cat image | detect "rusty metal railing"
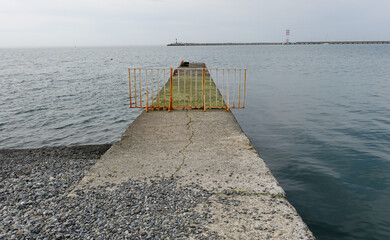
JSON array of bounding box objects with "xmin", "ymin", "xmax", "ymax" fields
[{"xmin": 128, "ymin": 67, "xmax": 246, "ymax": 111}]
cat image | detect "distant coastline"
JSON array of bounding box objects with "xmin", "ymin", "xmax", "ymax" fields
[{"xmin": 167, "ymin": 41, "xmax": 390, "ymax": 46}]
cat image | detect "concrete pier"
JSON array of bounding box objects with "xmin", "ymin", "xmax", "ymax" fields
[
  {"xmin": 71, "ymin": 62, "xmax": 315, "ymax": 238},
  {"xmin": 74, "ymin": 109, "xmax": 315, "ymax": 239}
]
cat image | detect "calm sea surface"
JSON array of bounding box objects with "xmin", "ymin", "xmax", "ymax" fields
[{"xmin": 1, "ymin": 45, "xmax": 389, "ymax": 239}]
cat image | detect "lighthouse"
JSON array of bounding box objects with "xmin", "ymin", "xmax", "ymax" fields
[{"xmin": 286, "ymin": 29, "xmax": 290, "ymax": 44}]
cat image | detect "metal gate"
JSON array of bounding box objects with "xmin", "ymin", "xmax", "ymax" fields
[{"xmin": 128, "ymin": 67, "xmax": 246, "ymax": 111}]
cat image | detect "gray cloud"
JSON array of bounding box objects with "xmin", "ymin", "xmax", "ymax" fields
[{"xmin": 0, "ymin": 0, "xmax": 389, "ymax": 47}]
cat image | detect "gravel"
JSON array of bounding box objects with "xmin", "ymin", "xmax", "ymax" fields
[{"xmin": 0, "ymin": 145, "xmax": 218, "ymax": 239}]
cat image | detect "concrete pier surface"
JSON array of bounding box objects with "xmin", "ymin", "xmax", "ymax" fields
[{"xmin": 74, "ymin": 109, "xmax": 315, "ymax": 239}]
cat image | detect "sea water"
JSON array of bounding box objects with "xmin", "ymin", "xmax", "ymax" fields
[{"xmin": 1, "ymin": 45, "xmax": 389, "ymax": 239}]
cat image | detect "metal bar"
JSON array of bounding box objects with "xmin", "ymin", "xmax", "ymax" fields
[
  {"xmin": 203, "ymin": 68, "xmax": 206, "ymax": 111},
  {"xmin": 184, "ymin": 70, "xmax": 186, "ymax": 107},
  {"xmin": 134, "ymin": 68, "xmax": 137, "ymax": 107},
  {"xmin": 238, "ymin": 69, "xmax": 241, "ymax": 107},
  {"xmin": 209, "ymin": 69, "xmax": 211, "ymax": 106},
  {"xmin": 227, "ymin": 69, "xmax": 230, "ymax": 111},
  {"xmin": 233, "ymin": 69, "xmax": 236, "ymax": 108},
  {"xmin": 215, "ymin": 69, "xmax": 218, "ymax": 106},
  {"xmin": 190, "ymin": 70, "xmax": 192, "ymax": 107},
  {"xmin": 157, "ymin": 69, "xmax": 160, "ymax": 108},
  {"xmin": 169, "ymin": 68, "xmax": 173, "ymax": 111},
  {"xmin": 164, "ymin": 69, "xmax": 166, "ymax": 108},
  {"xmin": 178, "ymin": 69, "xmax": 180, "ymax": 106},
  {"xmin": 195, "ymin": 69, "xmax": 197, "ymax": 107},
  {"xmin": 139, "ymin": 69, "xmax": 142, "ymax": 107},
  {"xmin": 146, "ymin": 69, "xmax": 148, "ymax": 107},
  {"xmin": 222, "ymin": 69, "xmax": 225, "ymax": 106},
  {"xmin": 146, "ymin": 90, "xmax": 149, "ymax": 112},
  {"xmin": 128, "ymin": 68, "xmax": 132, "ymax": 107},
  {"xmin": 151, "ymin": 69, "xmax": 154, "ymax": 107},
  {"xmin": 243, "ymin": 68, "xmax": 246, "ymax": 108}
]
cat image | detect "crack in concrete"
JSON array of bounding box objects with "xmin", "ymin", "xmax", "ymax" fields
[
  {"xmin": 218, "ymin": 189, "xmax": 286, "ymax": 199},
  {"xmin": 173, "ymin": 110, "xmax": 194, "ymax": 176}
]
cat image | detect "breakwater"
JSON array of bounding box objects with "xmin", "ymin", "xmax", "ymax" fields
[
  {"xmin": 73, "ymin": 110, "xmax": 314, "ymax": 239},
  {"xmin": 73, "ymin": 63, "xmax": 315, "ymax": 239},
  {"xmin": 167, "ymin": 40, "xmax": 390, "ymax": 46}
]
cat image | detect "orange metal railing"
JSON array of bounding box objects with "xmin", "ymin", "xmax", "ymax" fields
[{"xmin": 128, "ymin": 67, "xmax": 246, "ymax": 111}]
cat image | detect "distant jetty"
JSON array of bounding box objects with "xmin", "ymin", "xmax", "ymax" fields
[{"xmin": 167, "ymin": 41, "xmax": 390, "ymax": 46}]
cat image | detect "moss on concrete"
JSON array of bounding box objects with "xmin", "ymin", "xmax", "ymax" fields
[{"xmin": 151, "ymin": 68, "xmax": 226, "ymax": 108}]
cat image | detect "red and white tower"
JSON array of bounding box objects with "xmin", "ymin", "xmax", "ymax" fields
[{"xmin": 286, "ymin": 29, "xmax": 290, "ymax": 44}]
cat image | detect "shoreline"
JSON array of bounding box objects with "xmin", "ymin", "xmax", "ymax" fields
[{"xmin": 0, "ymin": 144, "xmax": 112, "ymax": 153}]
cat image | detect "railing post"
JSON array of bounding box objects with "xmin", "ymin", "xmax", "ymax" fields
[
  {"xmin": 164, "ymin": 69, "xmax": 166, "ymax": 108},
  {"xmin": 233, "ymin": 69, "xmax": 236, "ymax": 108},
  {"xmin": 151, "ymin": 69, "xmax": 154, "ymax": 108},
  {"xmin": 128, "ymin": 68, "xmax": 132, "ymax": 108},
  {"xmin": 146, "ymin": 90, "xmax": 149, "ymax": 112},
  {"xmin": 226, "ymin": 69, "xmax": 230, "ymax": 112},
  {"xmin": 169, "ymin": 68, "xmax": 173, "ymax": 112},
  {"xmin": 139, "ymin": 69, "xmax": 142, "ymax": 107},
  {"xmin": 202, "ymin": 68, "xmax": 206, "ymax": 112},
  {"xmin": 184, "ymin": 70, "xmax": 186, "ymax": 108},
  {"xmin": 177, "ymin": 69, "xmax": 180, "ymax": 107},
  {"xmin": 243, "ymin": 68, "xmax": 246, "ymax": 108},
  {"xmin": 157, "ymin": 70, "xmax": 160, "ymax": 108},
  {"xmin": 190, "ymin": 70, "xmax": 192, "ymax": 108},
  {"xmin": 238, "ymin": 69, "xmax": 241, "ymax": 108},
  {"xmin": 134, "ymin": 69, "xmax": 137, "ymax": 107}
]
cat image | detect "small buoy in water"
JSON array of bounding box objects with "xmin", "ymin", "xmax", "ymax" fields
[{"xmin": 110, "ymin": 58, "xmax": 113, "ymax": 60}]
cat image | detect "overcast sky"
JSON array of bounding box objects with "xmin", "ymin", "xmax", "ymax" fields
[{"xmin": 1, "ymin": 0, "xmax": 389, "ymax": 47}]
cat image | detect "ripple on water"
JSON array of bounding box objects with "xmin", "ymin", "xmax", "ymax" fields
[{"xmin": 1, "ymin": 46, "xmax": 390, "ymax": 240}]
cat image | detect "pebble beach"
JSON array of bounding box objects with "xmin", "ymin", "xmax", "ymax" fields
[{"xmin": 0, "ymin": 145, "xmax": 220, "ymax": 239}]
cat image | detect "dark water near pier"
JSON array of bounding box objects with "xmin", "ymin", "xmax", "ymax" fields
[{"xmin": 1, "ymin": 45, "xmax": 390, "ymax": 239}]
